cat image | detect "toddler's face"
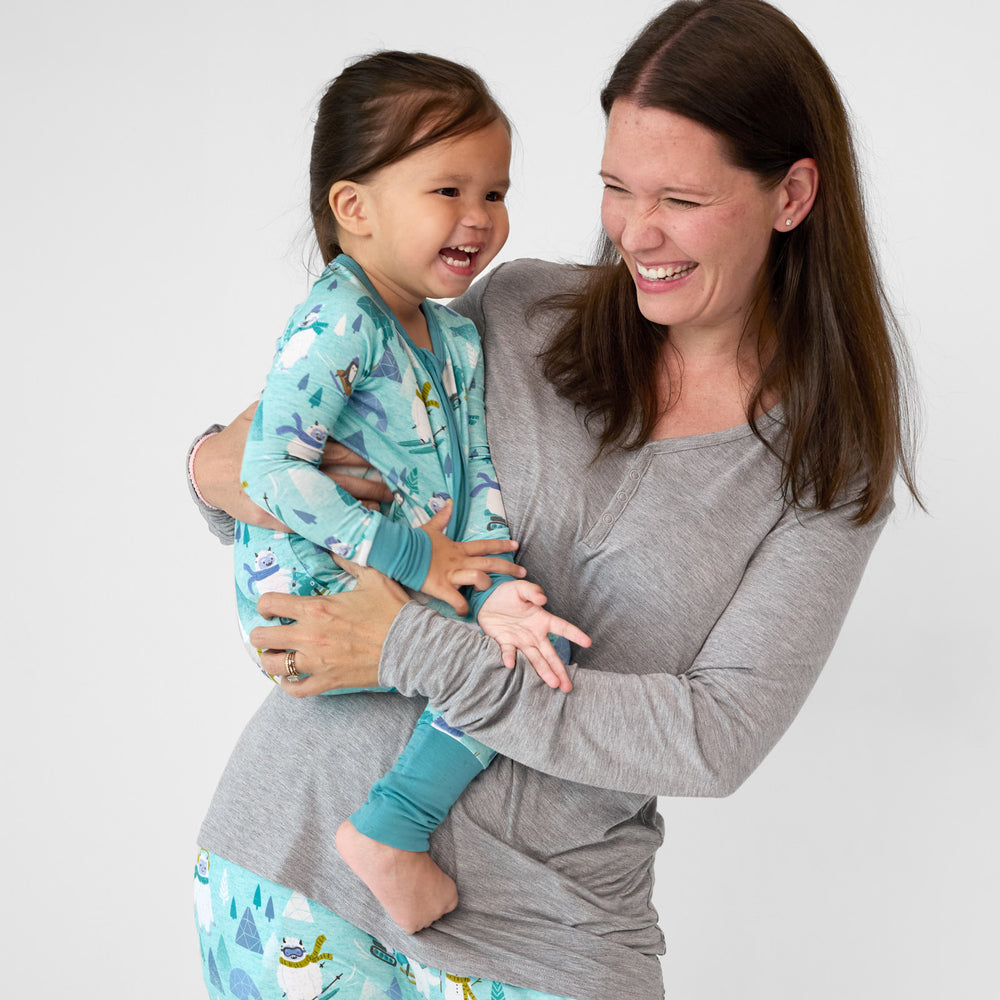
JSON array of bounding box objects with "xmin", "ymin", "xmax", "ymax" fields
[{"xmin": 349, "ymin": 120, "xmax": 511, "ymax": 313}]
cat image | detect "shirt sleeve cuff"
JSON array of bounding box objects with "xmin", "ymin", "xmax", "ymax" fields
[
  {"xmin": 188, "ymin": 431, "xmax": 220, "ymax": 509},
  {"xmin": 467, "ymin": 558, "xmax": 517, "ymax": 621},
  {"xmin": 367, "ymin": 518, "xmax": 432, "ymax": 591},
  {"xmin": 187, "ymin": 426, "xmax": 236, "ymax": 545}
]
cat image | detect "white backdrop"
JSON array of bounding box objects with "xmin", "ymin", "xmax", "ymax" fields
[{"xmin": 2, "ymin": 2, "xmax": 996, "ymax": 996}]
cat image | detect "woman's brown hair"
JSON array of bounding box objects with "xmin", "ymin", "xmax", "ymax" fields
[
  {"xmin": 541, "ymin": 0, "xmax": 919, "ymax": 522},
  {"xmin": 310, "ymin": 51, "xmax": 510, "ymax": 265}
]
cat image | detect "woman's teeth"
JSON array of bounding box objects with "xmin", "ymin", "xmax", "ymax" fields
[
  {"xmin": 441, "ymin": 245, "xmax": 479, "ymax": 268},
  {"xmin": 636, "ymin": 262, "xmax": 696, "ymax": 281}
]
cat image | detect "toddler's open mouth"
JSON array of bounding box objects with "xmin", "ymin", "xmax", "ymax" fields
[{"xmin": 440, "ymin": 245, "xmax": 480, "ymax": 269}]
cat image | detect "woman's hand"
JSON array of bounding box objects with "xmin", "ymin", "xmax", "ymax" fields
[
  {"xmin": 477, "ymin": 580, "xmax": 591, "ymax": 693},
  {"xmin": 193, "ymin": 403, "xmax": 392, "ymax": 524},
  {"xmin": 250, "ymin": 557, "xmax": 409, "ymax": 697},
  {"xmin": 419, "ymin": 503, "xmax": 523, "ymax": 616},
  {"xmin": 320, "ymin": 443, "xmax": 392, "ymax": 511}
]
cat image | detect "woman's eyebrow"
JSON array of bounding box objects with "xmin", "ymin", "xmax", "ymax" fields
[{"xmin": 599, "ymin": 170, "xmax": 708, "ymax": 197}]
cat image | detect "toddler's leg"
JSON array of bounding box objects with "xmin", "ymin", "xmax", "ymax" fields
[{"xmin": 336, "ymin": 707, "xmax": 496, "ymax": 934}]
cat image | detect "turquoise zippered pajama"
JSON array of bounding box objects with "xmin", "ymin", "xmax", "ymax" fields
[{"xmin": 236, "ymin": 254, "xmax": 512, "ymax": 851}]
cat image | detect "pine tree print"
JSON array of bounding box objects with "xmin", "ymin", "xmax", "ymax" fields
[
  {"xmin": 207, "ymin": 949, "xmax": 223, "ymax": 991},
  {"xmin": 216, "ymin": 936, "xmax": 232, "ymax": 978}
]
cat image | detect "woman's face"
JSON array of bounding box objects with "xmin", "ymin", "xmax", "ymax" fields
[{"xmin": 600, "ymin": 100, "xmax": 786, "ymax": 344}]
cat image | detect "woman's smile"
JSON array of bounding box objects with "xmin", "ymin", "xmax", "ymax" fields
[
  {"xmin": 601, "ymin": 100, "xmax": 786, "ymax": 345},
  {"xmin": 634, "ymin": 260, "xmax": 698, "ymax": 284}
]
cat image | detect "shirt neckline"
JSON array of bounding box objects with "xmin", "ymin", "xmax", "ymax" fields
[{"xmin": 641, "ymin": 404, "xmax": 785, "ymax": 454}]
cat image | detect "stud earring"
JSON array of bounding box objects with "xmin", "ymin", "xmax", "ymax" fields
[{"xmin": 784, "ymin": 218, "xmax": 793, "ymax": 227}]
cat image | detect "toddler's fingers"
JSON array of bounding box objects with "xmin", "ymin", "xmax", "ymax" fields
[
  {"xmin": 547, "ymin": 616, "xmax": 591, "ymax": 649},
  {"xmin": 437, "ymin": 590, "xmax": 468, "ymax": 616},
  {"xmin": 422, "ymin": 501, "xmax": 454, "ymax": 536},
  {"xmin": 449, "ymin": 569, "xmax": 493, "ymax": 593},
  {"xmin": 549, "ymin": 656, "xmax": 574, "ymax": 694},
  {"xmin": 535, "ymin": 637, "xmax": 574, "ymax": 693},
  {"xmin": 459, "ymin": 538, "xmax": 520, "ymax": 558},
  {"xmin": 451, "ymin": 557, "xmax": 523, "ymax": 588},
  {"xmin": 513, "ymin": 581, "xmax": 547, "ymax": 605},
  {"xmin": 468, "ymin": 555, "xmax": 525, "ymax": 578},
  {"xmin": 524, "ymin": 646, "xmax": 565, "ymax": 690}
]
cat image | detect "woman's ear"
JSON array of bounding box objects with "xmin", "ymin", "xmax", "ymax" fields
[
  {"xmin": 329, "ymin": 181, "xmax": 372, "ymax": 237},
  {"xmin": 773, "ymin": 157, "xmax": 818, "ymax": 232}
]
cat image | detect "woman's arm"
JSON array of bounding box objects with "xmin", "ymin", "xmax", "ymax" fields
[
  {"xmin": 378, "ymin": 495, "xmax": 892, "ymax": 798},
  {"xmin": 190, "ymin": 408, "xmax": 278, "ymax": 536},
  {"xmin": 188, "ymin": 405, "xmax": 393, "ymax": 540},
  {"xmin": 255, "ymin": 493, "xmax": 890, "ymax": 798}
]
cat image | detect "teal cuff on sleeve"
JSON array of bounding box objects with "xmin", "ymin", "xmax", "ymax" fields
[
  {"xmin": 366, "ymin": 518, "xmax": 432, "ymax": 591},
  {"xmin": 467, "ymin": 556, "xmax": 517, "ymax": 621}
]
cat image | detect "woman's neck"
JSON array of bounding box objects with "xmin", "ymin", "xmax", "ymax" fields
[{"xmin": 650, "ymin": 316, "xmax": 776, "ymax": 439}]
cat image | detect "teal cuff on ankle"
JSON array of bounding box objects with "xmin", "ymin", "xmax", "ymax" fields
[{"xmin": 350, "ymin": 712, "xmax": 488, "ymax": 851}]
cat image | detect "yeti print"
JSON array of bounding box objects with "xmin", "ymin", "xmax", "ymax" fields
[
  {"xmin": 275, "ymin": 413, "xmax": 329, "ymax": 461},
  {"xmin": 243, "ymin": 549, "xmax": 293, "ymax": 596},
  {"xmin": 275, "ymin": 936, "xmax": 335, "ymax": 1000},
  {"xmin": 193, "ymin": 850, "xmax": 214, "ymax": 932}
]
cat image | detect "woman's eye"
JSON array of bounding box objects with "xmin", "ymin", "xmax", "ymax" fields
[
  {"xmin": 666, "ymin": 197, "xmax": 700, "ymax": 209},
  {"xmin": 603, "ymin": 183, "xmax": 627, "ymax": 194}
]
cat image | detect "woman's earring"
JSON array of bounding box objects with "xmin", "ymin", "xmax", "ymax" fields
[{"xmin": 784, "ymin": 218, "xmax": 793, "ymax": 227}]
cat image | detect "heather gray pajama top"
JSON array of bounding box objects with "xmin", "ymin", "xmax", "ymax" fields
[{"xmin": 195, "ymin": 259, "xmax": 890, "ymax": 1000}]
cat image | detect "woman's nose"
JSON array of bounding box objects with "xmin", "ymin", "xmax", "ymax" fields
[{"xmin": 619, "ymin": 207, "xmax": 663, "ymax": 254}]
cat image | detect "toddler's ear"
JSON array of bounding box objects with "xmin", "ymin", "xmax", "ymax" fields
[{"xmin": 329, "ymin": 181, "xmax": 372, "ymax": 237}]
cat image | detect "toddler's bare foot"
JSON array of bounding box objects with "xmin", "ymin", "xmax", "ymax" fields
[{"xmin": 336, "ymin": 820, "xmax": 457, "ymax": 934}]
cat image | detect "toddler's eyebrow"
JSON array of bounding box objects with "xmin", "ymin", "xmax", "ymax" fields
[{"xmin": 431, "ymin": 172, "xmax": 510, "ymax": 188}]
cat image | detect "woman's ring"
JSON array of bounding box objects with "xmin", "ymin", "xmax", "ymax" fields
[{"xmin": 285, "ymin": 650, "xmax": 299, "ymax": 678}]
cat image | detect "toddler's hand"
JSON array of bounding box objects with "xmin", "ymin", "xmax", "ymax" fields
[
  {"xmin": 477, "ymin": 580, "xmax": 591, "ymax": 693},
  {"xmin": 419, "ymin": 502, "xmax": 522, "ymax": 616}
]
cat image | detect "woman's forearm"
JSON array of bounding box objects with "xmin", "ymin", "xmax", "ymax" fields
[
  {"xmin": 191, "ymin": 405, "xmax": 287, "ymax": 531},
  {"xmin": 380, "ymin": 496, "xmax": 891, "ymax": 798},
  {"xmin": 188, "ymin": 425, "xmax": 238, "ymax": 543},
  {"xmin": 188, "ymin": 405, "xmax": 393, "ymax": 539}
]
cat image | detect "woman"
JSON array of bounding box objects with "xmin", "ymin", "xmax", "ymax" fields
[{"xmin": 190, "ymin": 2, "xmax": 918, "ymax": 998}]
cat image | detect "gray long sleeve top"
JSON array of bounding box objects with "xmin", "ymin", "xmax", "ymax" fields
[{"xmin": 196, "ymin": 259, "xmax": 890, "ymax": 1000}]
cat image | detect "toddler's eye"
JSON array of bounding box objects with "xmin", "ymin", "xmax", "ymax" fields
[
  {"xmin": 436, "ymin": 188, "xmax": 459, "ymax": 197},
  {"xmin": 485, "ymin": 191, "xmax": 506, "ymax": 202}
]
